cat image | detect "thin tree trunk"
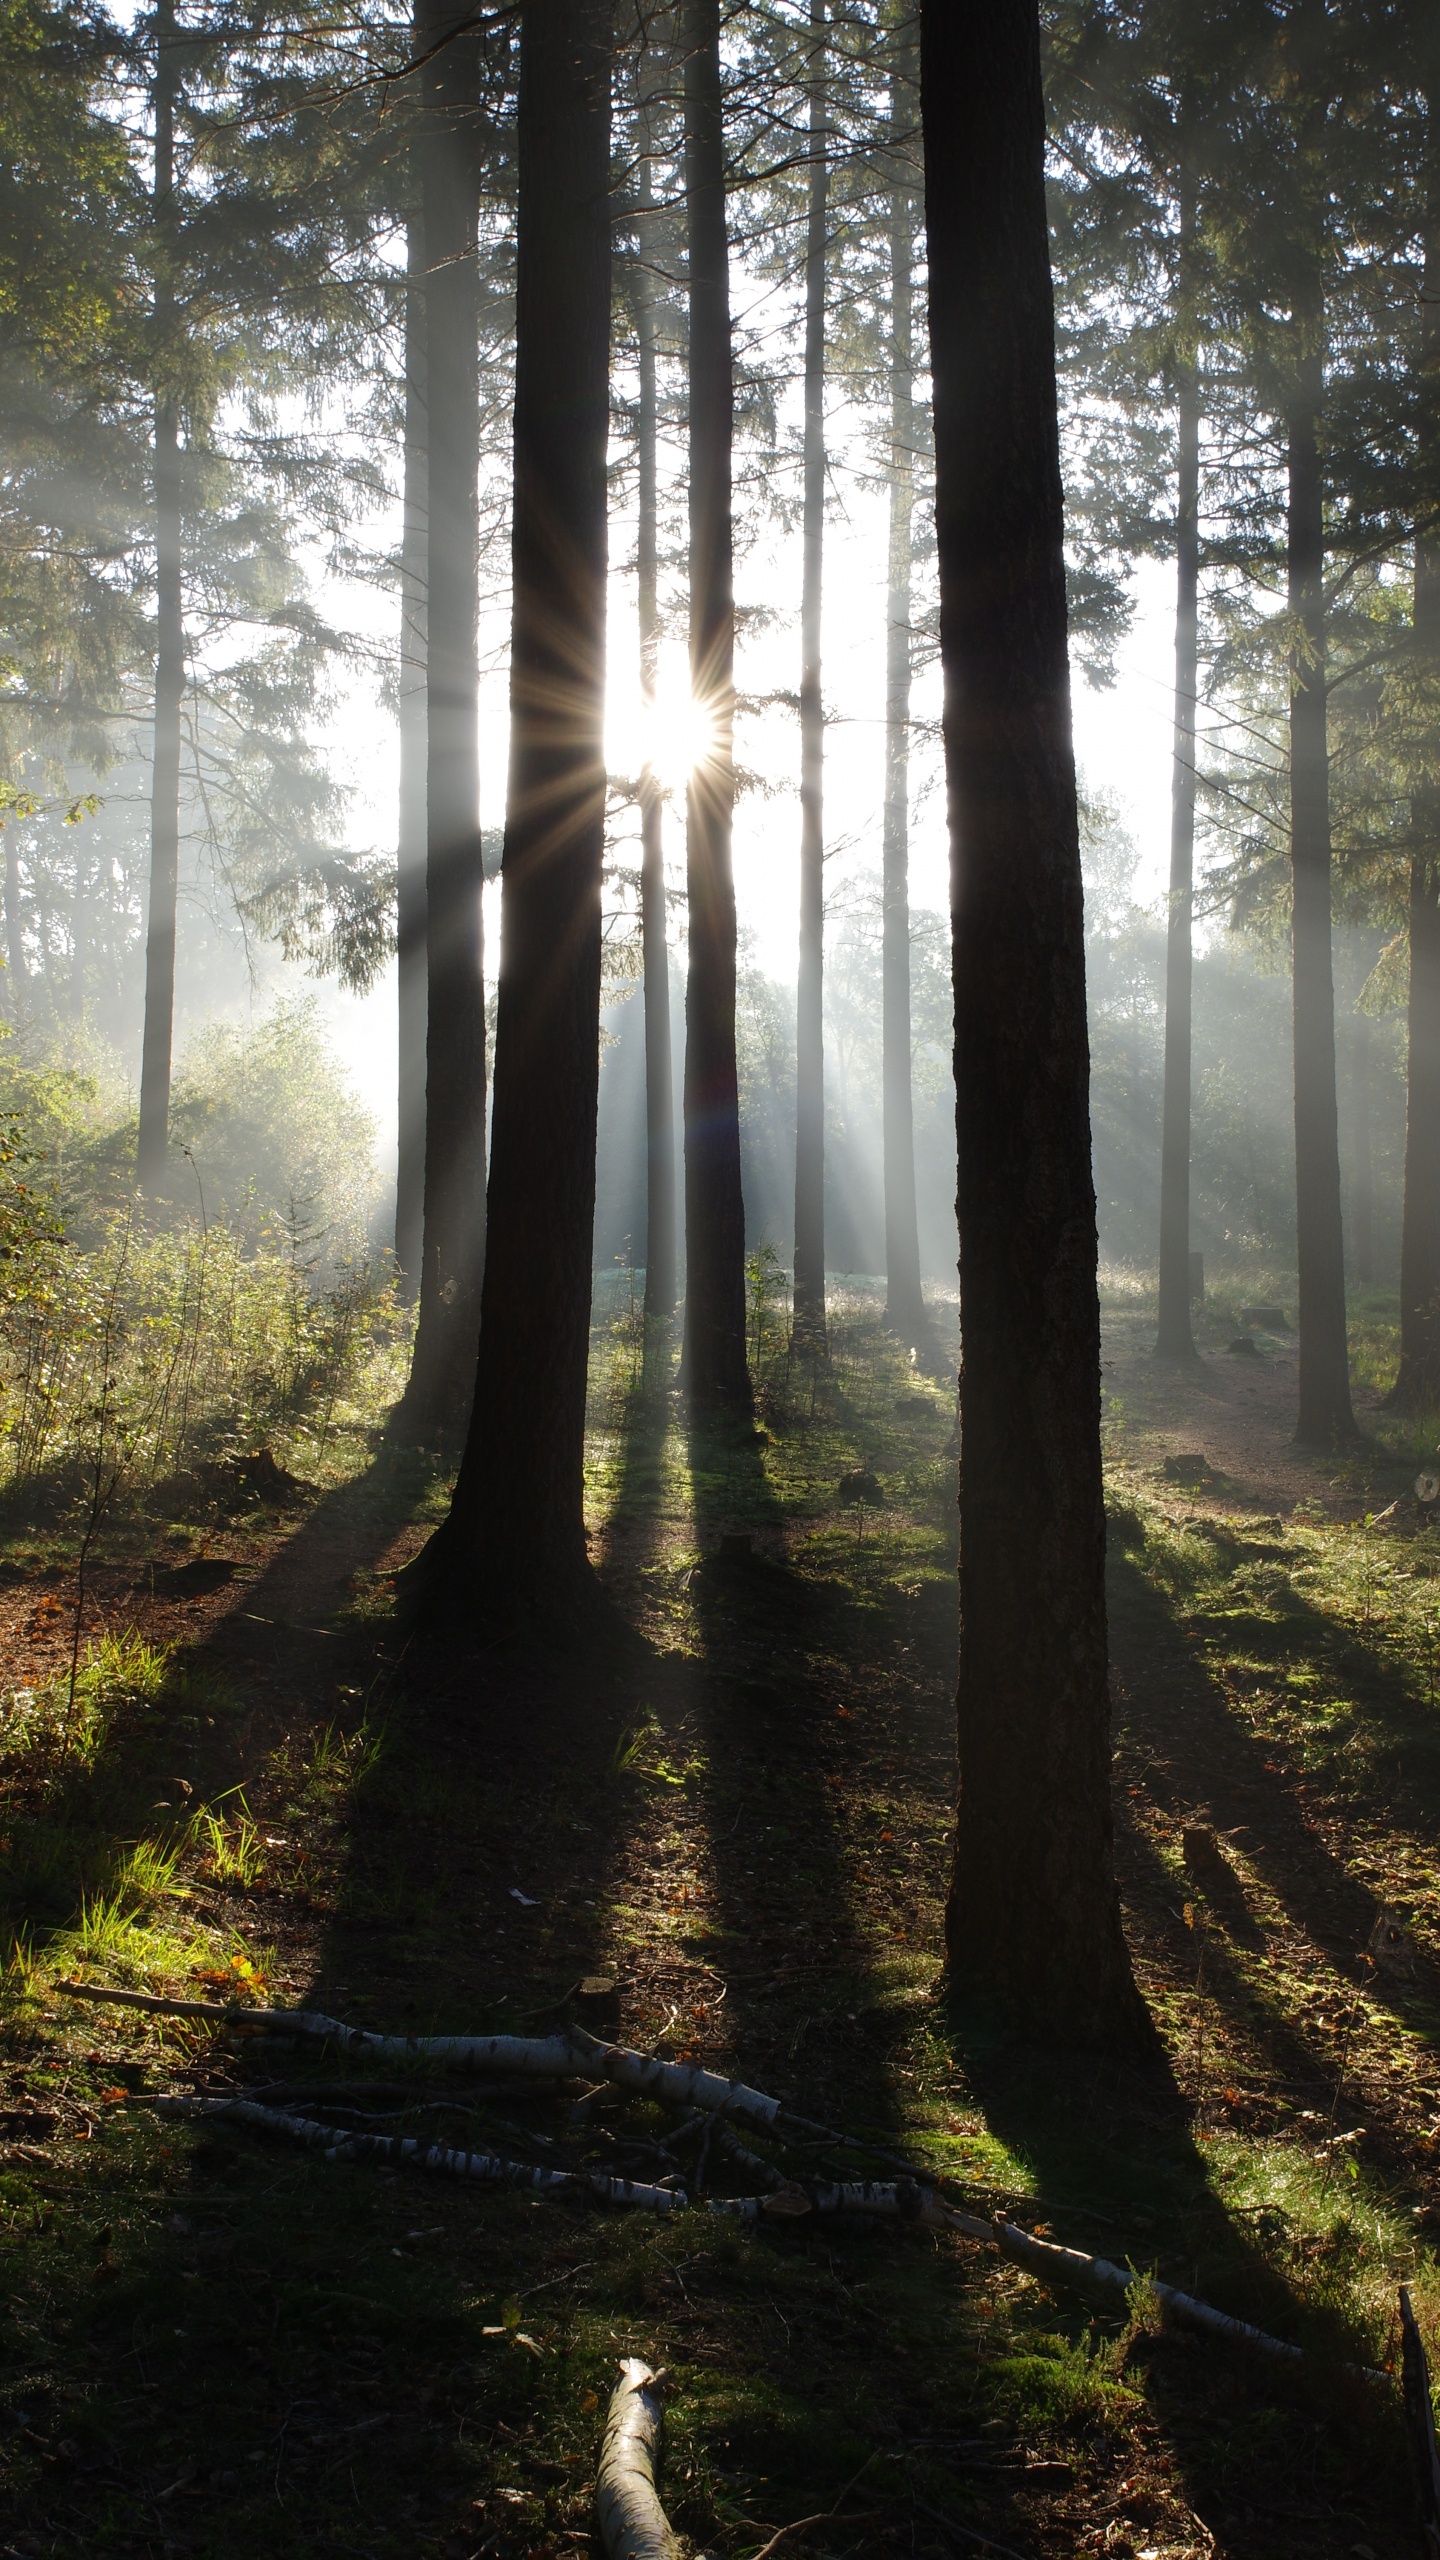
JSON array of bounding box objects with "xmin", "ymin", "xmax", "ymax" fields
[
  {"xmin": 1288, "ymin": 345, "xmax": 1356, "ymax": 1444},
  {"xmin": 682, "ymin": 0, "xmax": 751, "ymax": 1415},
  {"xmin": 792, "ymin": 0, "xmax": 827, "ymax": 1354},
  {"xmin": 397, "ymin": 0, "xmax": 486, "ymax": 1438},
  {"xmin": 394, "ymin": 207, "xmax": 428, "ymax": 1304},
  {"xmin": 1390, "ymin": 119, "xmax": 1440, "ymax": 1409},
  {"xmin": 1155, "ymin": 182, "xmax": 1200, "ymax": 1360},
  {"xmin": 419, "ymin": 0, "xmax": 612, "ymax": 1615},
  {"xmin": 881, "ymin": 20, "xmax": 930, "ymax": 1357},
  {"xmin": 4, "ymin": 840, "xmax": 25, "ymax": 999},
  {"xmin": 922, "ymin": 0, "xmax": 1148, "ymax": 2050},
  {"xmin": 636, "ymin": 53, "xmax": 675, "ymax": 1341},
  {"xmin": 1350, "ymin": 1005, "xmax": 1374, "ymax": 1289},
  {"xmin": 137, "ymin": 0, "xmax": 182, "ymax": 1199},
  {"xmin": 70, "ymin": 849, "xmax": 87, "ymax": 1021}
]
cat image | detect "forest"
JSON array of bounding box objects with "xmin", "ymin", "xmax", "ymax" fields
[{"xmin": 3, "ymin": 0, "xmax": 1440, "ymax": 2553}]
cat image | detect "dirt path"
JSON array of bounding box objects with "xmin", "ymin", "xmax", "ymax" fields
[{"xmin": 1102, "ymin": 1303, "xmax": 1407, "ymax": 1519}]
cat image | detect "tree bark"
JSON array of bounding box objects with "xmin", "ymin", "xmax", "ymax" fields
[
  {"xmin": 396, "ymin": 0, "xmax": 486, "ymax": 1437},
  {"xmin": 636, "ymin": 49, "xmax": 675, "ymax": 1340},
  {"xmin": 419, "ymin": 0, "xmax": 612, "ymax": 1615},
  {"xmin": 792, "ymin": 0, "xmax": 827, "ymax": 1355},
  {"xmin": 1390, "ymin": 118, "xmax": 1440, "ymax": 1410},
  {"xmin": 394, "ymin": 204, "xmax": 429, "ymax": 1303},
  {"xmin": 881, "ymin": 19, "xmax": 930, "ymax": 1357},
  {"xmin": 922, "ymin": 0, "xmax": 1148, "ymax": 2049},
  {"xmin": 682, "ymin": 0, "xmax": 751, "ymax": 1414},
  {"xmin": 137, "ymin": 0, "xmax": 182, "ymax": 1199},
  {"xmin": 1155, "ymin": 182, "xmax": 1200, "ymax": 1361},
  {"xmin": 1287, "ymin": 345, "xmax": 1356, "ymax": 1444}
]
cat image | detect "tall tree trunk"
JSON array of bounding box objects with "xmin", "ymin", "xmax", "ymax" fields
[
  {"xmin": 137, "ymin": 0, "xmax": 182, "ymax": 1199},
  {"xmin": 1155, "ymin": 181, "xmax": 1200, "ymax": 1360},
  {"xmin": 922, "ymin": 0, "xmax": 1148, "ymax": 2050},
  {"xmin": 1389, "ymin": 115, "xmax": 1440, "ymax": 1409},
  {"xmin": 396, "ymin": 0, "xmax": 486, "ymax": 1437},
  {"xmin": 636, "ymin": 54, "xmax": 675, "ymax": 1340},
  {"xmin": 792, "ymin": 0, "xmax": 827, "ymax": 1354},
  {"xmin": 1350, "ymin": 1004, "xmax": 1374, "ymax": 1288},
  {"xmin": 418, "ymin": 0, "xmax": 612, "ymax": 1615},
  {"xmin": 682, "ymin": 0, "xmax": 751, "ymax": 1414},
  {"xmin": 881, "ymin": 19, "xmax": 930, "ymax": 1356},
  {"xmin": 1287, "ymin": 343, "xmax": 1356, "ymax": 1443},
  {"xmin": 394, "ymin": 206, "xmax": 428, "ymax": 1303}
]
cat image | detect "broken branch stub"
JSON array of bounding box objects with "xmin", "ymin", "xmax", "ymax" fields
[{"xmin": 596, "ymin": 2360, "xmax": 683, "ymax": 2560}]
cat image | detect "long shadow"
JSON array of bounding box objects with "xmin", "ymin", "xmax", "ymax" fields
[{"xmin": 1107, "ymin": 1533, "xmax": 1440, "ymax": 2054}]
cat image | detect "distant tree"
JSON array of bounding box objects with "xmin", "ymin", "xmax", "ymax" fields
[
  {"xmin": 877, "ymin": 5, "xmax": 935, "ymax": 1360},
  {"xmin": 923, "ymin": 0, "xmax": 1149, "ymax": 2047},
  {"xmin": 416, "ymin": 0, "xmax": 612, "ymax": 1616},
  {"xmin": 682, "ymin": 0, "xmax": 751, "ymax": 1414}
]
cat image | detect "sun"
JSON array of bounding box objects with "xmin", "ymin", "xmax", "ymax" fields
[{"xmin": 607, "ymin": 678, "xmax": 724, "ymax": 802}]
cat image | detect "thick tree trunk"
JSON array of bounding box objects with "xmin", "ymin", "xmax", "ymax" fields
[
  {"xmin": 419, "ymin": 0, "xmax": 612, "ymax": 1615},
  {"xmin": 397, "ymin": 0, "xmax": 486, "ymax": 1437},
  {"xmin": 792, "ymin": 0, "xmax": 827, "ymax": 1355},
  {"xmin": 137, "ymin": 0, "xmax": 181, "ymax": 1200},
  {"xmin": 881, "ymin": 25, "xmax": 930, "ymax": 1357},
  {"xmin": 636, "ymin": 62, "xmax": 675, "ymax": 1339},
  {"xmin": 1155, "ymin": 207, "xmax": 1200, "ymax": 1361},
  {"xmin": 922, "ymin": 0, "xmax": 1147, "ymax": 2050},
  {"xmin": 1390, "ymin": 154, "xmax": 1440, "ymax": 1409},
  {"xmin": 394, "ymin": 209, "xmax": 428, "ymax": 1304},
  {"xmin": 682, "ymin": 0, "xmax": 751, "ymax": 1414},
  {"xmin": 1287, "ymin": 355, "xmax": 1356, "ymax": 1444}
]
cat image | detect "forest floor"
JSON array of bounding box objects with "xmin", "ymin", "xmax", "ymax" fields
[{"xmin": 0, "ymin": 1277, "xmax": 1435, "ymax": 2559}]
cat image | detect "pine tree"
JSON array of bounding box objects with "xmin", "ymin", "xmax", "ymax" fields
[
  {"xmin": 682, "ymin": 0, "xmax": 751, "ymax": 1416},
  {"xmin": 791, "ymin": 0, "xmax": 827, "ymax": 1356},
  {"xmin": 634, "ymin": 16, "xmax": 676, "ymax": 1346},
  {"xmin": 415, "ymin": 0, "xmax": 613, "ymax": 1617},
  {"xmin": 394, "ymin": 0, "xmax": 487, "ymax": 1438},
  {"xmin": 394, "ymin": 202, "xmax": 428, "ymax": 1303},
  {"xmin": 923, "ymin": 0, "xmax": 1148, "ymax": 2048},
  {"xmin": 878, "ymin": 6, "xmax": 933, "ymax": 1360}
]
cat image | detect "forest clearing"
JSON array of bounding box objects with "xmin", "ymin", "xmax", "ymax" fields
[{"xmin": 0, "ymin": 1283, "xmax": 1436, "ymax": 2557}]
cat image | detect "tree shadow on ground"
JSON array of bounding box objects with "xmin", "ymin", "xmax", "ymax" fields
[{"xmin": 1106, "ymin": 1536, "xmax": 1440, "ymax": 2059}]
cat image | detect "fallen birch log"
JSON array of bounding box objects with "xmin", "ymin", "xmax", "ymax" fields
[
  {"xmin": 58, "ymin": 1984, "xmax": 780, "ymax": 2129},
  {"xmin": 151, "ymin": 2096, "xmax": 687, "ymax": 2215},
  {"xmin": 992, "ymin": 2215, "xmax": 1313, "ymax": 2365},
  {"xmin": 595, "ymin": 2360, "xmax": 682, "ymax": 2560}
]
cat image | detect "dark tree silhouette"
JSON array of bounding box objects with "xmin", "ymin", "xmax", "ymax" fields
[
  {"xmin": 417, "ymin": 0, "xmax": 612, "ymax": 1616},
  {"xmin": 923, "ymin": 0, "xmax": 1149, "ymax": 2048},
  {"xmin": 635, "ymin": 35, "xmax": 676, "ymax": 1344},
  {"xmin": 1389, "ymin": 82, "xmax": 1440, "ymax": 1411},
  {"xmin": 1154, "ymin": 176, "xmax": 1200, "ymax": 1362},
  {"xmin": 395, "ymin": 0, "xmax": 487, "ymax": 1438},
  {"xmin": 394, "ymin": 203, "xmax": 428, "ymax": 1302},
  {"xmin": 682, "ymin": 0, "xmax": 750, "ymax": 1414},
  {"xmin": 792, "ymin": 0, "xmax": 827, "ymax": 1355}
]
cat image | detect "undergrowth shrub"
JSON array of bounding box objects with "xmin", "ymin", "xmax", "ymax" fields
[{"xmin": 0, "ymin": 1004, "xmax": 406, "ymax": 1509}]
